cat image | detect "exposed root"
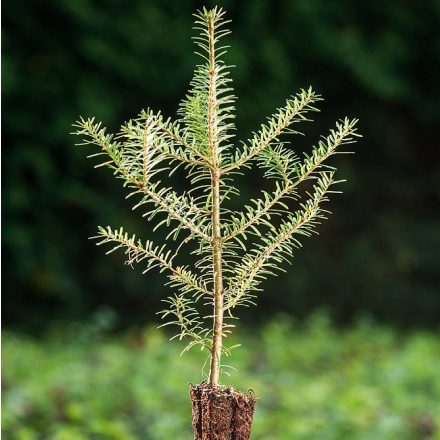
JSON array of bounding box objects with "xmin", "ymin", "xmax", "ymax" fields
[{"xmin": 190, "ymin": 382, "xmax": 256, "ymax": 440}]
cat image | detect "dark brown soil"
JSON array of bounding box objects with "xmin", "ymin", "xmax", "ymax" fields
[{"xmin": 190, "ymin": 382, "xmax": 256, "ymax": 440}]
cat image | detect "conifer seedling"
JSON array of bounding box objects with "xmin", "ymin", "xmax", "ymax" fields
[{"xmin": 74, "ymin": 7, "xmax": 360, "ymax": 439}]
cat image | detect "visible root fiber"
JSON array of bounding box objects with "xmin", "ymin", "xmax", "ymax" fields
[{"xmin": 190, "ymin": 382, "xmax": 256, "ymax": 440}]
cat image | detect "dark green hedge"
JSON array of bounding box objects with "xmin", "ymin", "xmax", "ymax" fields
[{"xmin": 3, "ymin": 0, "xmax": 439, "ymax": 330}]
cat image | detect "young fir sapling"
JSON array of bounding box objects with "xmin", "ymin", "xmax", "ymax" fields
[{"xmin": 74, "ymin": 7, "xmax": 360, "ymax": 439}]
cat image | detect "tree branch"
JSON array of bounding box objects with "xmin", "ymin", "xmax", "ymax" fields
[
  {"xmin": 223, "ymin": 118, "xmax": 359, "ymax": 243},
  {"xmin": 95, "ymin": 226, "xmax": 211, "ymax": 297},
  {"xmin": 224, "ymin": 172, "xmax": 336, "ymax": 309},
  {"xmin": 221, "ymin": 87, "xmax": 321, "ymax": 174}
]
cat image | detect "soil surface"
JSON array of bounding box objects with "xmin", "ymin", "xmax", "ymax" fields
[{"xmin": 190, "ymin": 382, "xmax": 256, "ymax": 440}]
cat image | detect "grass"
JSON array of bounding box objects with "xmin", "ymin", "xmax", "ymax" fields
[{"xmin": 3, "ymin": 312, "xmax": 440, "ymax": 439}]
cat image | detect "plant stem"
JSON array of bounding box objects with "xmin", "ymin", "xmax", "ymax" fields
[
  {"xmin": 209, "ymin": 170, "xmax": 224, "ymax": 386},
  {"xmin": 206, "ymin": 12, "xmax": 224, "ymax": 386}
]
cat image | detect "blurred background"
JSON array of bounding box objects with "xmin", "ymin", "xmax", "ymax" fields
[{"xmin": 2, "ymin": 0, "xmax": 440, "ymax": 438}]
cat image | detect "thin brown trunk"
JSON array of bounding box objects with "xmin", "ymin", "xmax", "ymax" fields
[
  {"xmin": 206, "ymin": 14, "xmax": 224, "ymax": 387},
  {"xmin": 209, "ymin": 170, "xmax": 224, "ymax": 386}
]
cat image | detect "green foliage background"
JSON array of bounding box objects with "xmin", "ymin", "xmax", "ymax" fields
[
  {"xmin": 3, "ymin": 314, "xmax": 440, "ymax": 439},
  {"xmin": 3, "ymin": 0, "xmax": 440, "ymax": 330}
]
